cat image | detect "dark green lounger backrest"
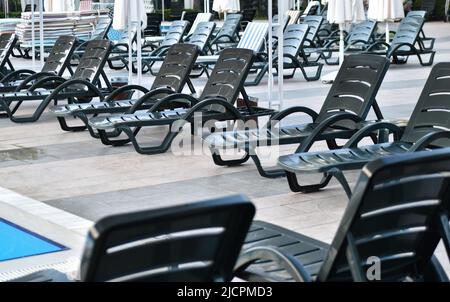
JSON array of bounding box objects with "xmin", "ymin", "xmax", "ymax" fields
[
  {"xmin": 215, "ymin": 14, "xmax": 242, "ymax": 42},
  {"xmin": 160, "ymin": 20, "xmax": 189, "ymax": 48},
  {"xmin": 79, "ymin": 195, "xmax": 255, "ymax": 282},
  {"xmin": 318, "ymin": 149, "xmax": 450, "ymax": 282},
  {"xmin": 400, "ymin": 62, "xmax": 450, "ymax": 147},
  {"xmin": 199, "ymin": 48, "xmax": 255, "ymax": 110},
  {"xmin": 281, "ymin": 24, "xmax": 309, "ymax": 59},
  {"xmin": 316, "ymin": 54, "xmax": 390, "ymax": 125},
  {"xmin": 151, "ymin": 43, "xmax": 199, "ymax": 92},
  {"xmin": 346, "ymin": 20, "xmax": 376, "ymax": 45},
  {"xmin": 302, "ymin": 15, "xmax": 323, "ymax": 44},
  {"xmin": 391, "ymin": 17, "xmax": 425, "ymax": 51},
  {"xmin": 187, "ymin": 21, "xmax": 216, "ymax": 53},
  {"xmin": 41, "ymin": 36, "xmax": 77, "ymax": 76},
  {"xmin": 72, "ymin": 39, "xmax": 112, "ymax": 87},
  {"xmin": 0, "ymin": 33, "xmax": 17, "ymax": 70}
]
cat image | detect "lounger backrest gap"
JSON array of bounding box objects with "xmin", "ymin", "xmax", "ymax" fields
[
  {"xmin": 0, "ymin": 33, "xmax": 17, "ymax": 71},
  {"xmin": 302, "ymin": 15, "xmax": 324, "ymax": 44},
  {"xmin": 199, "ymin": 48, "xmax": 255, "ymax": 112},
  {"xmin": 400, "ymin": 62, "xmax": 450, "ymax": 147},
  {"xmin": 79, "ymin": 195, "xmax": 255, "ymax": 282},
  {"xmin": 160, "ymin": 20, "xmax": 189, "ymax": 48},
  {"xmin": 187, "ymin": 22, "xmax": 216, "ymax": 53},
  {"xmin": 287, "ymin": 10, "xmax": 302, "ymax": 25},
  {"xmin": 151, "ymin": 44, "xmax": 199, "ymax": 92},
  {"xmin": 187, "ymin": 12, "xmax": 213, "ymax": 36},
  {"xmin": 316, "ymin": 54, "xmax": 390, "ymax": 128},
  {"xmin": 317, "ymin": 149, "xmax": 450, "ymax": 281},
  {"xmin": 347, "ymin": 20, "xmax": 377, "ymax": 45},
  {"xmin": 215, "ymin": 14, "xmax": 242, "ymax": 42},
  {"xmin": 236, "ymin": 23, "xmax": 269, "ymax": 53},
  {"xmin": 280, "ymin": 24, "xmax": 309, "ymax": 60},
  {"xmin": 71, "ymin": 40, "xmax": 112, "ymax": 90},
  {"xmin": 391, "ymin": 17, "xmax": 425, "ymax": 51},
  {"xmin": 41, "ymin": 36, "xmax": 77, "ymax": 76}
]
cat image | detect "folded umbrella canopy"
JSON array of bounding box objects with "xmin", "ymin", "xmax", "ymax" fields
[
  {"xmin": 212, "ymin": 0, "xmax": 240, "ymax": 14},
  {"xmin": 44, "ymin": 0, "xmax": 74, "ymax": 12},
  {"xmin": 368, "ymin": 0, "xmax": 404, "ymax": 43},
  {"xmin": 322, "ymin": 0, "xmax": 366, "ymax": 83}
]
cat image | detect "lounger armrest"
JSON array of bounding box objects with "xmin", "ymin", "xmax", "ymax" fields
[
  {"xmin": 367, "ymin": 41, "xmax": 390, "ymax": 52},
  {"xmin": 183, "ymin": 98, "xmax": 244, "ymax": 121},
  {"xmin": 343, "ymin": 122, "xmax": 403, "ymax": 148},
  {"xmin": 211, "ymin": 34, "xmax": 236, "ymax": 45},
  {"xmin": 267, "ymin": 106, "xmax": 319, "ymax": 129},
  {"xmin": 345, "ymin": 39, "xmax": 370, "ymax": 50},
  {"xmin": 128, "ymin": 87, "xmax": 176, "ymax": 113},
  {"xmin": 297, "ymin": 113, "xmax": 363, "ymax": 153},
  {"xmin": 304, "ymin": 38, "xmax": 318, "ymax": 48},
  {"xmin": 0, "ymin": 69, "xmax": 36, "ymax": 84},
  {"xmin": 323, "ymin": 38, "xmax": 340, "ymax": 48},
  {"xmin": 44, "ymin": 79, "xmax": 105, "ymax": 103},
  {"xmin": 14, "ymin": 72, "xmax": 59, "ymax": 91},
  {"xmin": 149, "ymin": 93, "xmax": 200, "ymax": 112},
  {"xmin": 104, "ymin": 85, "xmax": 150, "ymax": 103},
  {"xmin": 387, "ymin": 42, "xmax": 416, "ymax": 57},
  {"xmin": 111, "ymin": 43, "xmax": 129, "ymax": 52},
  {"xmin": 409, "ymin": 131, "xmax": 450, "ymax": 152},
  {"xmin": 150, "ymin": 45, "xmax": 172, "ymax": 58},
  {"xmin": 28, "ymin": 75, "xmax": 67, "ymax": 92},
  {"xmin": 234, "ymin": 246, "xmax": 312, "ymax": 282}
]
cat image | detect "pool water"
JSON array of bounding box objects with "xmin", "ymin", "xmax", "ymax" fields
[{"xmin": 0, "ymin": 218, "xmax": 67, "ymax": 262}]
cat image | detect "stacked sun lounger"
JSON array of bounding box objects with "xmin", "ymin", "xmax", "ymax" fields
[
  {"xmin": 0, "ymin": 19, "xmax": 21, "ymax": 34},
  {"xmin": 15, "ymin": 10, "xmax": 110, "ymax": 45}
]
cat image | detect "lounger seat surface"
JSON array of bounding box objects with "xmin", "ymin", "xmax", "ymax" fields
[
  {"xmin": 89, "ymin": 106, "xmax": 275, "ymax": 130},
  {"xmin": 0, "ymin": 90, "xmax": 53, "ymax": 101},
  {"xmin": 50, "ymin": 99, "xmax": 141, "ymax": 116},
  {"xmin": 279, "ymin": 141, "xmax": 415, "ymax": 174},
  {"xmin": 205, "ymin": 124, "xmax": 356, "ymax": 149},
  {"xmin": 243, "ymin": 221, "xmax": 329, "ymax": 281}
]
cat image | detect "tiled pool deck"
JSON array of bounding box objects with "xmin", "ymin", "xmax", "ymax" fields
[{"xmin": 1, "ymin": 22, "xmax": 450, "ymax": 276}]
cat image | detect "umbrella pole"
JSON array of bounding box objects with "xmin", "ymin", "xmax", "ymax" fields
[
  {"xmin": 268, "ymin": 0, "xmax": 273, "ymax": 108},
  {"xmin": 39, "ymin": 0, "xmax": 44, "ymax": 66},
  {"xmin": 31, "ymin": 0, "xmax": 36, "ymax": 70},
  {"xmin": 137, "ymin": 1, "xmax": 142, "ymax": 87},
  {"xmin": 278, "ymin": 0, "xmax": 285, "ymax": 110},
  {"xmin": 385, "ymin": 21, "xmax": 390, "ymax": 44},
  {"xmin": 128, "ymin": 1, "xmax": 133, "ymax": 84},
  {"xmin": 162, "ymin": 0, "xmax": 164, "ymax": 21},
  {"xmin": 339, "ymin": 23, "xmax": 344, "ymax": 66}
]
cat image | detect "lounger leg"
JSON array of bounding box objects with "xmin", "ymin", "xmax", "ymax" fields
[
  {"xmin": 285, "ymin": 171, "xmax": 332, "ymax": 193},
  {"xmin": 417, "ymin": 51, "xmax": 435, "ymax": 67},
  {"xmin": 57, "ymin": 116, "xmax": 87, "ymax": 132},
  {"xmin": 119, "ymin": 125, "xmax": 180, "ymax": 155},
  {"xmin": 250, "ymin": 155, "xmax": 286, "ymax": 178},
  {"xmin": 328, "ymin": 168, "xmax": 352, "ymax": 199},
  {"xmin": 97, "ymin": 127, "xmax": 138, "ymax": 146},
  {"xmin": 299, "ymin": 63, "xmax": 323, "ymax": 82},
  {"xmin": 210, "ymin": 147, "xmax": 250, "ymax": 166},
  {"xmin": 245, "ymin": 65, "xmax": 268, "ymax": 87}
]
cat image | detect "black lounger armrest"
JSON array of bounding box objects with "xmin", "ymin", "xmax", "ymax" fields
[
  {"xmin": 387, "ymin": 42, "xmax": 417, "ymax": 57},
  {"xmin": 0, "ymin": 69, "xmax": 36, "ymax": 84},
  {"xmin": 28, "ymin": 75, "xmax": 67, "ymax": 92},
  {"xmin": 345, "ymin": 39, "xmax": 371, "ymax": 50},
  {"xmin": 367, "ymin": 41, "xmax": 391, "ymax": 52},
  {"xmin": 297, "ymin": 113, "xmax": 363, "ymax": 153},
  {"xmin": 210, "ymin": 34, "xmax": 236, "ymax": 45},
  {"xmin": 183, "ymin": 98, "xmax": 244, "ymax": 120},
  {"xmin": 127, "ymin": 87, "xmax": 176, "ymax": 113},
  {"xmin": 149, "ymin": 93, "xmax": 201, "ymax": 112},
  {"xmin": 43, "ymin": 79, "xmax": 105, "ymax": 103},
  {"xmin": 267, "ymin": 106, "xmax": 319, "ymax": 129},
  {"xmin": 14, "ymin": 71, "xmax": 60, "ymax": 91},
  {"xmin": 150, "ymin": 45, "xmax": 172, "ymax": 58},
  {"xmin": 409, "ymin": 131, "xmax": 450, "ymax": 152},
  {"xmin": 343, "ymin": 122, "xmax": 404, "ymax": 148},
  {"xmin": 111, "ymin": 43, "xmax": 129, "ymax": 52},
  {"xmin": 104, "ymin": 84, "xmax": 150, "ymax": 103},
  {"xmin": 234, "ymin": 246, "xmax": 312, "ymax": 282}
]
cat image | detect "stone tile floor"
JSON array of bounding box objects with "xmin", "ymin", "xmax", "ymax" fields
[{"xmin": 0, "ymin": 21, "xmax": 449, "ymax": 276}]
